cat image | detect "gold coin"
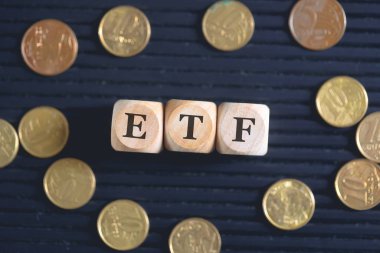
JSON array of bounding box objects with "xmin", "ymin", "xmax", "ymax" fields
[
  {"xmin": 18, "ymin": 106, "xmax": 69, "ymax": 158},
  {"xmin": 21, "ymin": 19, "xmax": 78, "ymax": 76},
  {"xmin": 97, "ymin": 199, "xmax": 149, "ymax": 251},
  {"xmin": 316, "ymin": 76, "xmax": 368, "ymax": 128},
  {"xmin": 43, "ymin": 158, "xmax": 96, "ymax": 209},
  {"xmin": 335, "ymin": 159, "xmax": 380, "ymax": 210},
  {"xmin": 263, "ymin": 179, "xmax": 315, "ymax": 230},
  {"xmin": 99, "ymin": 6, "xmax": 151, "ymax": 57},
  {"xmin": 0, "ymin": 119, "xmax": 19, "ymax": 168},
  {"xmin": 289, "ymin": 0, "xmax": 346, "ymax": 51},
  {"xmin": 202, "ymin": 0, "xmax": 254, "ymax": 51},
  {"xmin": 169, "ymin": 218, "xmax": 221, "ymax": 253},
  {"xmin": 356, "ymin": 112, "xmax": 380, "ymax": 163}
]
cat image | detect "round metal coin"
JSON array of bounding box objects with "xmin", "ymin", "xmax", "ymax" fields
[
  {"xmin": 18, "ymin": 106, "xmax": 69, "ymax": 158},
  {"xmin": 97, "ymin": 199, "xmax": 150, "ymax": 251},
  {"xmin": 263, "ymin": 179, "xmax": 315, "ymax": 230},
  {"xmin": 316, "ymin": 76, "xmax": 368, "ymax": 128},
  {"xmin": 0, "ymin": 119, "xmax": 19, "ymax": 168},
  {"xmin": 99, "ymin": 6, "xmax": 151, "ymax": 57},
  {"xmin": 356, "ymin": 112, "xmax": 380, "ymax": 163}
]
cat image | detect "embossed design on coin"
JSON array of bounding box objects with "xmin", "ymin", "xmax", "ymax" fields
[
  {"xmin": 43, "ymin": 158, "xmax": 96, "ymax": 209},
  {"xmin": 202, "ymin": 0, "xmax": 254, "ymax": 51},
  {"xmin": 289, "ymin": 0, "xmax": 346, "ymax": 50},
  {"xmin": 0, "ymin": 119, "xmax": 19, "ymax": 168},
  {"xmin": 316, "ymin": 76, "xmax": 368, "ymax": 128},
  {"xmin": 169, "ymin": 218, "xmax": 221, "ymax": 253},
  {"xmin": 356, "ymin": 112, "xmax": 380, "ymax": 163},
  {"xmin": 99, "ymin": 6, "xmax": 151, "ymax": 57},
  {"xmin": 18, "ymin": 106, "xmax": 69, "ymax": 158},
  {"xmin": 97, "ymin": 199, "xmax": 150, "ymax": 251},
  {"xmin": 21, "ymin": 19, "xmax": 78, "ymax": 76},
  {"xmin": 263, "ymin": 179, "xmax": 315, "ymax": 230},
  {"xmin": 335, "ymin": 159, "xmax": 380, "ymax": 210}
]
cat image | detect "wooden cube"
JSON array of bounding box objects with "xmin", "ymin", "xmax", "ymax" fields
[
  {"xmin": 164, "ymin": 99, "xmax": 217, "ymax": 153},
  {"xmin": 111, "ymin": 100, "xmax": 163, "ymax": 153},
  {"xmin": 217, "ymin": 102, "xmax": 269, "ymax": 156}
]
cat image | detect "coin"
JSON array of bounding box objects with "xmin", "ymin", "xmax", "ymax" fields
[
  {"xmin": 43, "ymin": 158, "xmax": 96, "ymax": 209},
  {"xmin": 289, "ymin": 0, "xmax": 346, "ymax": 51},
  {"xmin": 202, "ymin": 0, "xmax": 254, "ymax": 51},
  {"xmin": 99, "ymin": 6, "xmax": 151, "ymax": 57},
  {"xmin": 263, "ymin": 179, "xmax": 315, "ymax": 230},
  {"xmin": 335, "ymin": 159, "xmax": 380, "ymax": 210},
  {"xmin": 0, "ymin": 119, "xmax": 19, "ymax": 168},
  {"xmin": 97, "ymin": 199, "xmax": 149, "ymax": 251},
  {"xmin": 356, "ymin": 112, "xmax": 380, "ymax": 163},
  {"xmin": 169, "ymin": 218, "xmax": 221, "ymax": 253},
  {"xmin": 21, "ymin": 19, "xmax": 78, "ymax": 76},
  {"xmin": 316, "ymin": 76, "xmax": 368, "ymax": 128},
  {"xmin": 18, "ymin": 106, "xmax": 69, "ymax": 158}
]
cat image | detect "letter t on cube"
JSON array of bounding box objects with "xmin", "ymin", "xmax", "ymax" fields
[
  {"xmin": 111, "ymin": 100, "xmax": 163, "ymax": 153},
  {"xmin": 217, "ymin": 102, "xmax": 269, "ymax": 156}
]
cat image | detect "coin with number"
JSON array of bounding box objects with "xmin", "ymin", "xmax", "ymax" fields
[
  {"xmin": 99, "ymin": 6, "xmax": 151, "ymax": 57},
  {"xmin": 335, "ymin": 159, "xmax": 380, "ymax": 210},
  {"xmin": 97, "ymin": 199, "xmax": 150, "ymax": 251},
  {"xmin": 202, "ymin": 0, "xmax": 254, "ymax": 51},
  {"xmin": 289, "ymin": 0, "xmax": 346, "ymax": 51},
  {"xmin": 316, "ymin": 76, "xmax": 368, "ymax": 128},
  {"xmin": 18, "ymin": 106, "xmax": 69, "ymax": 158},
  {"xmin": 169, "ymin": 218, "xmax": 221, "ymax": 253},
  {"xmin": 263, "ymin": 179, "xmax": 315, "ymax": 230},
  {"xmin": 0, "ymin": 119, "xmax": 19, "ymax": 168},
  {"xmin": 356, "ymin": 112, "xmax": 380, "ymax": 163},
  {"xmin": 43, "ymin": 158, "xmax": 96, "ymax": 209},
  {"xmin": 21, "ymin": 19, "xmax": 78, "ymax": 76}
]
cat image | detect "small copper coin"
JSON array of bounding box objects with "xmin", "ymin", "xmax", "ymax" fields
[
  {"xmin": 356, "ymin": 112, "xmax": 380, "ymax": 163},
  {"xmin": 21, "ymin": 19, "xmax": 78, "ymax": 76},
  {"xmin": 289, "ymin": 0, "xmax": 347, "ymax": 51},
  {"xmin": 335, "ymin": 159, "xmax": 380, "ymax": 210}
]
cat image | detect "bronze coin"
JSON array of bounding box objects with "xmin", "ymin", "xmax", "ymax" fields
[
  {"xmin": 21, "ymin": 19, "xmax": 78, "ymax": 76},
  {"xmin": 289, "ymin": 0, "xmax": 346, "ymax": 51}
]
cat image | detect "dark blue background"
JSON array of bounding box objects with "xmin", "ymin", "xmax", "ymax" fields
[{"xmin": 0, "ymin": 0, "xmax": 379, "ymax": 252}]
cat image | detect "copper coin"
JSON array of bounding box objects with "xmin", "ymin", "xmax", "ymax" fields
[
  {"xmin": 21, "ymin": 19, "xmax": 78, "ymax": 76},
  {"xmin": 289, "ymin": 0, "xmax": 347, "ymax": 51}
]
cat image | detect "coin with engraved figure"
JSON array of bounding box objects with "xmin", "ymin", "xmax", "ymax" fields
[
  {"xmin": 169, "ymin": 218, "xmax": 221, "ymax": 253},
  {"xmin": 97, "ymin": 199, "xmax": 150, "ymax": 251},
  {"xmin": 43, "ymin": 158, "xmax": 96, "ymax": 209},
  {"xmin": 99, "ymin": 6, "xmax": 151, "ymax": 57},
  {"xmin": 21, "ymin": 19, "xmax": 78, "ymax": 76},
  {"xmin": 0, "ymin": 119, "xmax": 19, "ymax": 168},
  {"xmin": 289, "ymin": 0, "xmax": 346, "ymax": 50},
  {"xmin": 356, "ymin": 112, "xmax": 380, "ymax": 163},
  {"xmin": 335, "ymin": 159, "xmax": 380, "ymax": 210},
  {"xmin": 263, "ymin": 179, "xmax": 315, "ymax": 230},
  {"xmin": 18, "ymin": 106, "xmax": 69, "ymax": 158},
  {"xmin": 202, "ymin": 0, "xmax": 255, "ymax": 51},
  {"xmin": 316, "ymin": 76, "xmax": 368, "ymax": 128}
]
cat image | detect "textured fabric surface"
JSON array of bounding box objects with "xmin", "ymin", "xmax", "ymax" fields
[{"xmin": 0, "ymin": 0, "xmax": 380, "ymax": 252}]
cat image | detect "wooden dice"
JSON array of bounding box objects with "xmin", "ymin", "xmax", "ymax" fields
[{"xmin": 111, "ymin": 99, "xmax": 269, "ymax": 156}]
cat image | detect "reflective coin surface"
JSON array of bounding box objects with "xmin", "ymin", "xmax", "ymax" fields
[
  {"xmin": 335, "ymin": 159, "xmax": 380, "ymax": 210},
  {"xmin": 21, "ymin": 19, "xmax": 78, "ymax": 76},
  {"xmin": 263, "ymin": 179, "xmax": 315, "ymax": 230},
  {"xmin": 356, "ymin": 112, "xmax": 380, "ymax": 163},
  {"xmin": 43, "ymin": 158, "xmax": 96, "ymax": 209},
  {"xmin": 99, "ymin": 5, "xmax": 151, "ymax": 57},
  {"xmin": 0, "ymin": 119, "xmax": 19, "ymax": 168},
  {"xmin": 289, "ymin": 0, "xmax": 346, "ymax": 50},
  {"xmin": 18, "ymin": 106, "xmax": 69, "ymax": 158},
  {"xmin": 169, "ymin": 218, "xmax": 221, "ymax": 253},
  {"xmin": 97, "ymin": 199, "xmax": 150, "ymax": 251},
  {"xmin": 202, "ymin": 0, "xmax": 254, "ymax": 51},
  {"xmin": 316, "ymin": 76, "xmax": 368, "ymax": 128}
]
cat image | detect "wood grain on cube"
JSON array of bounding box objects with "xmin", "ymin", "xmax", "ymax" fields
[
  {"xmin": 217, "ymin": 102, "xmax": 269, "ymax": 156},
  {"xmin": 164, "ymin": 99, "xmax": 217, "ymax": 153},
  {"xmin": 111, "ymin": 100, "xmax": 163, "ymax": 153}
]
